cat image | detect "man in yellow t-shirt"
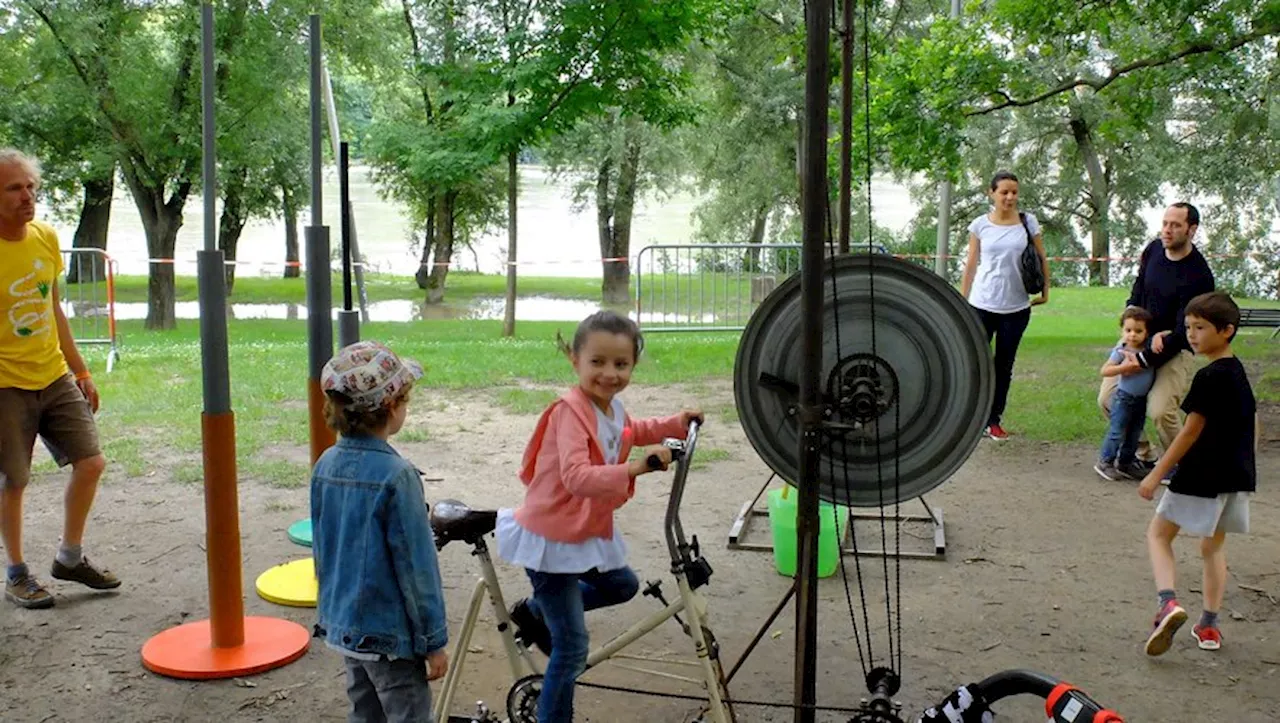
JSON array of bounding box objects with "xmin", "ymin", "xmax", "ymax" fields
[{"xmin": 0, "ymin": 149, "xmax": 119, "ymax": 609}]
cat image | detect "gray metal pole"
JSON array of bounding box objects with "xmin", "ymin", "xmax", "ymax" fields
[
  {"xmin": 935, "ymin": 0, "xmax": 962, "ymax": 280},
  {"xmin": 935, "ymin": 181, "xmax": 952, "ymax": 278},
  {"xmin": 198, "ymin": 1, "xmax": 247, "ymax": 647},
  {"xmin": 310, "ymin": 16, "xmax": 323, "ymax": 229},
  {"xmin": 199, "ymin": 2, "xmax": 229, "ymax": 415},
  {"xmin": 338, "ymin": 142, "xmax": 360, "ymax": 347},
  {"xmin": 306, "ymin": 13, "xmax": 336, "ymax": 462},
  {"xmin": 307, "ymin": 12, "xmax": 333, "ymax": 372},
  {"xmin": 322, "ymin": 64, "xmax": 370, "ymax": 324}
]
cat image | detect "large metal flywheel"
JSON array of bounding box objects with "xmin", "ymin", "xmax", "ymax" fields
[{"xmin": 733, "ymin": 254, "xmax": 994, "ymax": 508}]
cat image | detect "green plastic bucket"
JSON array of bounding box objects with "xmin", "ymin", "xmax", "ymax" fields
[{"xmin": 767, "ymin": 485, "xmax": 848, "ymax": 578}]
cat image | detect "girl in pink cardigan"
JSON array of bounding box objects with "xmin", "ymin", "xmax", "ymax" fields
[{"xmin": 495, "ymin": 311, "xmax": 701, "ymax": 723}]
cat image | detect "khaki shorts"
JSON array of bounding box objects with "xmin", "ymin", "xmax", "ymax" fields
[{"xmin": 0, "ymin": 374, "xmax": 101, "ymax": 488}]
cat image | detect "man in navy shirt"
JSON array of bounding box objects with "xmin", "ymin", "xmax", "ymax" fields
[{"xmin": 1098, "ymin": 202, "xmax": 1214, "ymax": 465}]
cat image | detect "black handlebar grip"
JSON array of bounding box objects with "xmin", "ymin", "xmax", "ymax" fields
[{"xmin": 647, "ymin": 454, "xmax": 664, "ymax": 470}]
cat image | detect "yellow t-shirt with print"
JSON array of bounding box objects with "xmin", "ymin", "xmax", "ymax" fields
[{"xmin": 0, "ymin": 221, "xmax": 68, "ymax": 389}]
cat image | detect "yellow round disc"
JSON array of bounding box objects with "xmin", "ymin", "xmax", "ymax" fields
[{"xmin": 254, "ymin": 558, "xmax": 317, "ymax": 608}]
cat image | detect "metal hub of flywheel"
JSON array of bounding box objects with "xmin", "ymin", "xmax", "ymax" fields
[{"xmin": 733, "ymin": 254, "xmax": 993, "ymax": 507}]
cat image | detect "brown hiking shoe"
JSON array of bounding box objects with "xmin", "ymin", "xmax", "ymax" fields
[
  {"xmin": 6, "ymin": 574, "xmax": 55, "ymax": 609},
  {"xmin": 51, "ymin": 557, "xmax": 121, "ymax": 590}
]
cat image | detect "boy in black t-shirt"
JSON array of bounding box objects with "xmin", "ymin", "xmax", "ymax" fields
[{"xmin": 1138, "ymin": 292, "xmax": 1258, "ymax": 656}]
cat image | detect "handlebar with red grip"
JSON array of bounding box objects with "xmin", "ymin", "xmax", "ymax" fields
[{"xmin": 1046, "ymin": 682, "xmax": 1124, "ymax": 723}]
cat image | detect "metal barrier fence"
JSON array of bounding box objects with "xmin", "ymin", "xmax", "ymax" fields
[
  {"xmin": 634, "ymin": 244, "xmax": 801, "ymax": 332},
  {"xmin": 59, "ymin": 248, "xmax": 120, "ymax": 372},
  {"xmin": 634, "ymin": 243, "xmax": 894, "ymax": 332}
]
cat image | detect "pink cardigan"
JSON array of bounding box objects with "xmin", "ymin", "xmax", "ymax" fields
[{"xmin": 512, "ymin": 386, "xmax": 687, "ymax": 544}]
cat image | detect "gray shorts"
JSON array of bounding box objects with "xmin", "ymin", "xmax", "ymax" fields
[
  {"xmin": 343, "ymin": 655, "xmax": 435, "ymax": 723},
  {"xmin": 1156, "ymin": 490, "xmax": 1250, "ymax": 537}
]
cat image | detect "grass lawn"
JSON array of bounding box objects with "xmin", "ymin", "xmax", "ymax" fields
[{"xmin": 62, "ymin": 287, "xmax": 1280, "ymax": 486}]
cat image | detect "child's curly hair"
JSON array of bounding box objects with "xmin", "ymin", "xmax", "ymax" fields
[
  {"xmin": 1120, "ymin": 306, "xmax": 1153, "ymax": 328},
  {"xmin": 323, "ymin": 387, "xmax": 411, "ymax": 437}
]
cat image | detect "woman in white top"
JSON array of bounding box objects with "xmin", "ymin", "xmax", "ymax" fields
[{"xmin": 961, "ymin": 170, "xmax": 1049, "ymax": 440}]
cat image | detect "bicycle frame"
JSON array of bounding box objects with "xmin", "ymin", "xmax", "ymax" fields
[
  {"xmin": 433, "ymin": 422, "xmax": 735, "ymax": 723},
  {"xmin": 433, "ymin": 537, "xmax": 540, "ymax": 719}
]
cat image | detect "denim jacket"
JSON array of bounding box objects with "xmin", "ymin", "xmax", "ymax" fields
[{"xmin": 311, "ymin": 435, "xmax": 449, "ymax": 660}]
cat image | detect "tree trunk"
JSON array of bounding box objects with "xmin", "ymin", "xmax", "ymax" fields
[
  {"xmin": 143, "ymin": 215, "xmax": 181, "ymax": 329},
  {"xmin": 503, "ymin": 148, "xmax": 518, "ymax": 336},
  {"xmin": 67, "ymin": 170, "xmax": 114, "ymax": 283},
  {"xmin": 595, "ymin": 157, "xmax": 619, "ymax": 304},
  {"xmin": 500, "ymin": 0, "xmax": 519, "ymax": 337},
  {"xmin": 282, "ymin": 183, "xmax": 300, "ymax": 279},
  {"xmin": 144, "ymin": 215, "xmax": 181, "ymax": 330},
  {"xmin": 600, "ymin": 136, "xmax": 640, "ymax": 306},
  {"xmin": 1070, "ymin": 112, "xmax": 1111, "ymax": 286},
  {"xmin": 425, "ymin": 191, "xmax": 455, "ymax": 304},
  {"xmin": 743, "ymin": 203, "xmax": 769, "ymax": 271},
  {"xmin": 122, "ymin": 165, "xmax": 188, "ymax": 330},
  {"xmin": 415, "ymin": 196, "xmax": 436, "ymax": 289},
  {"xmin": 218, "ymin": 168, "xmax": 249, "ymax": 293}
]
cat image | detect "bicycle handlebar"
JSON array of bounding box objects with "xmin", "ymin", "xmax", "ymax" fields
[
  {"xmin": 662, "ymin": 420, "xmax": 699, "ymax": 563},
  {"xmin": 916, "ymin": 669, "xmax": 1123, "ymax": 723},
  {"xmin": 971, "ymin": 668, "xmax": 1061, "ymax": 701}
]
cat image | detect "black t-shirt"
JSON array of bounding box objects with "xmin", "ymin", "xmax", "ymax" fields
[
  {"xmin": 1127, "ymin": 240, "xmax": 1214, "ymax": 367},
  {"xmin": 1170, "ymin": 357, "xmax": 1256, "ymax": 498}
]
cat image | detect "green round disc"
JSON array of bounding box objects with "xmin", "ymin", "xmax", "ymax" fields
[{"xmin": 286, "ymin": 518, "xmax": 312, "ymax": 547}]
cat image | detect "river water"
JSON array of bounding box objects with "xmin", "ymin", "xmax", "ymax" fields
[
  {"xmin": 43, "ymin": 165, "xmax": 923, "ymax": 279},
  {"xmin": 43, "ymin": 164, "xmax": 1272, "ymax": 322}
]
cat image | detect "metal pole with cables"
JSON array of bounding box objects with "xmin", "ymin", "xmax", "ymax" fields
[{"xmin": 796, "ymin": 0, "xmax": 831, "ymax": 721}]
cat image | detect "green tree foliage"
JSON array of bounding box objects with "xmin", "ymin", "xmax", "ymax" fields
[
  {"xmin": 0, "ymin": 2, "xmax": 119, "ymax": 280},
  {"xmin": 13, "ymin": 1, "xmax": 381, "ymax": 326},
  {"xmin": 542, "ymin": 111, "xmax": 687, "ymax": 303},
  {"xmin": 872, "ymin": 0, "xmax": 1278, "ymax": 291},
  {"xmin": 362, "ymin": 0, "xmax": 719, "ymax": 310},
  {"xmin": 685, "ymin": 1, "xmax": 804, "ymax": 254}
]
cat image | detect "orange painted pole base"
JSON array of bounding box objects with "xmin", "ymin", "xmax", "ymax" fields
[
  {"xmin": 203, "ymin": 411, "xmax": 244, "ymax": 646},
  {"xmin": 142, "ymin": 616, "xmax": 310, "ymax": 680},
  {"xmin": 141, "ymin": 412, "xmax": 310, "ymax": 679},
  {"xmin": 309, "ymin": 378, "xmax": 336, "ymax": 465}
]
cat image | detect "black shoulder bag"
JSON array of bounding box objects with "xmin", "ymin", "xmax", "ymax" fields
[{"xmin": 1018, "ymin": 212, "xmax": 1045, "ymax": 296}]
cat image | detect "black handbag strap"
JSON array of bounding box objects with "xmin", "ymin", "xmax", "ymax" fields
[{"xmin": 1018, "ymin": 211, "xmax": 1034, "ymax": 245}]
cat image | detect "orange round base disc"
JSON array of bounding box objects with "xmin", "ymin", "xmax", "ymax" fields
[{"xmin": 142, "ymin": 616, "xmax": 310, "ymax": 680}]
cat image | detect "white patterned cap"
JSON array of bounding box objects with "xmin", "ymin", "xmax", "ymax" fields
[{"xmin": 321, "ymin": 341, "xmax": 423, "ymax": 412}]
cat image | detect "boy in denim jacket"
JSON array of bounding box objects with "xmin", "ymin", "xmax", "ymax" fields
[{"xmin": 312, "ymin": 341, "xmax": 449, "ymax": 723}]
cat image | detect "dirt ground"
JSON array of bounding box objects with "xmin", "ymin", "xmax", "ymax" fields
[{"xmin": 3, "ymin": 381, "xmax": 1278, "ymax": 723}]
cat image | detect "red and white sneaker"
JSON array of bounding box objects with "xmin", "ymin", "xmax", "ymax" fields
[
  {"xmin": 1192, "ymin": 624, "xmax": 1222, "ymax": 651},
  {"xmin": 1144, "ymin": 599, "xmax": 1188, "ymax": 656},
  {"xmin": 984, "ymin": 424, "xmax": 1010, "ymax": 441}
]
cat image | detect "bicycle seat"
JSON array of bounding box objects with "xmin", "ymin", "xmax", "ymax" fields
[{"xmin": 430, "ymin": 499, "xmax": 498, "ymax": 547}]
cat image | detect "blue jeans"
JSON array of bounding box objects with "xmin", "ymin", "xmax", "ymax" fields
[
  {"xmin": 526, "ymin": 566, "xmax": 640, "ymax": 723},
  {"xmin": 1100, "ymin": 388, "xmax": 1147, "ymax": 465},
  {"xmin": 343, "ymin": 656, "xmax": 435, "ymax": 723}
]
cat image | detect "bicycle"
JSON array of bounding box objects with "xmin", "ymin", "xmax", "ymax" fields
[{"xmin": 429, "ymin": 420, "xmax": 735, "ymax": 723}]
